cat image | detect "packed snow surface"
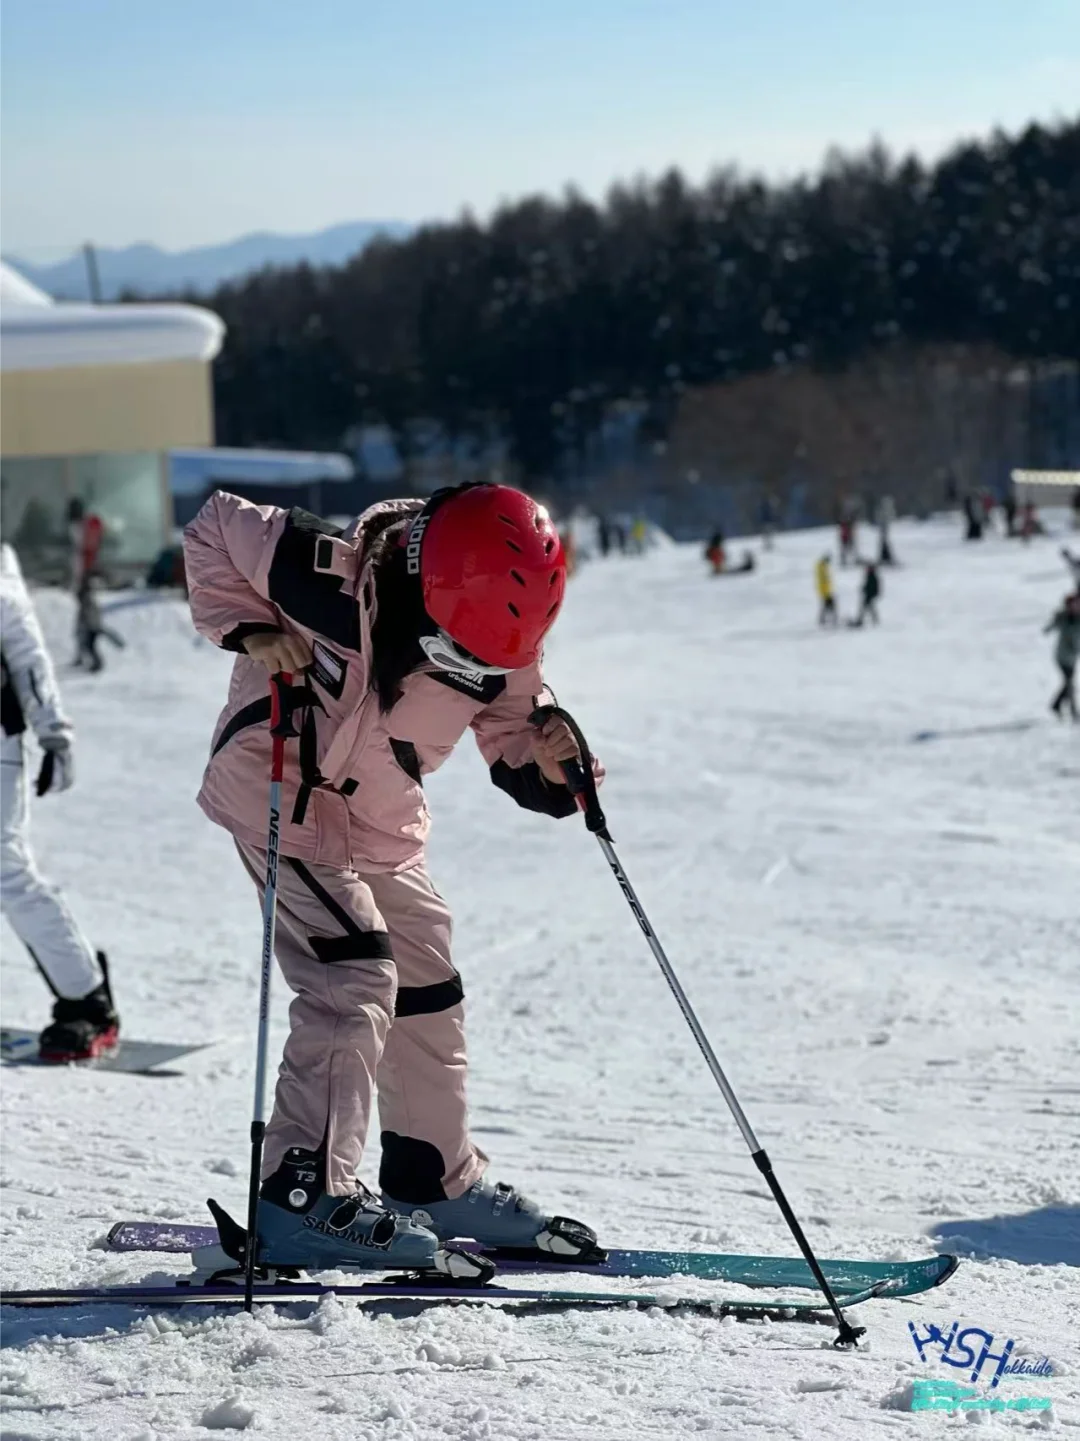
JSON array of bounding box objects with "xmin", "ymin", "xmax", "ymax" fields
[{"xmin": 2, "ymin": 514, "xmax": 1078, "ymax": 1438}]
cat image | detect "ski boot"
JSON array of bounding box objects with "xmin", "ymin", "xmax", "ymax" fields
[
  {"xmin": 379, "ymin": 1138, "xmax": 601, "ymax": 1262},
  {"xmin": 195, "ymin": 1148, "xmax": 493, "ymax": 1284},
  {"xmin": 38, "ymin": 957, "xmax": 119, "ymax": 1063}
]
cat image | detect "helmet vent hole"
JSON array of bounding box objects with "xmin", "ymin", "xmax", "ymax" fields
[
  {"xmin": 505, "ymin": 539, "xmax": 523, "ymax": 554},
  {"xmin": 544, "ymin": 538, "xmax": 555, "ymax": 555},
  {"xmin": 549, "ymin": 572, "xmax": 559, "ymax": 586},
  {"xmin": 546, "ymin": 602, "xmax": 559, "ymax": 617},
  {"xmin": 507, "ymin": 602, "xmax": 521, "ymax": 618},
  {"xmin": 497, "ymin": 514, "xmax": 519, "ymax": 528},
  {"xmin": 509, "ymin": 569, "xmax": 526, "ymax": 586}
]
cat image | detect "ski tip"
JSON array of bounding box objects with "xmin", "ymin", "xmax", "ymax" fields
[{"xmin": 932, "ymin": 1253, "xmax": 961, "ymax": 1288}]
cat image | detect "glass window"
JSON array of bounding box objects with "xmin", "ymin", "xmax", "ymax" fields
[
  {"xmin": 69, "ymin": 452, "xmax": 167, "ymax": 570},
  {"xmin": 0, "ymin": 457, "xmax": 71, "ymax": 580}
]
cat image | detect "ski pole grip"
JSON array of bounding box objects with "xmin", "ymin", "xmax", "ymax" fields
[
  {"xmin": 530, "ymin": 705, "xmax": 584, "ymax": 790},
  {"xmin": 270, "ymin": 671, "xmax": 299, "ymax": 738},
  {"xmin": 529, "ymin": 703, "xmax": 611, "ymax": 839}
]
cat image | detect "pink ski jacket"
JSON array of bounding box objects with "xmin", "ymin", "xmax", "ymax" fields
[{"xmin": 185, "ymin": 491, "xmax": 588, "ymax": 873}]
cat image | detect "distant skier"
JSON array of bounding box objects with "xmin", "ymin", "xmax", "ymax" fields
[
  {"xmin": 184, "ymin": 483, "xmax": 601, "ymax": 1275},
  {"xmin": 759, "ymin": 493, "xmax": 780, "ymax": 550},
  {"xmin": 838, "ymin": 511, "xmax": 857, "ymax": 566},
  {"xmin": 964, "ymin": 494, "xmax": 984, "ymax": 541},
  {"xmin": 1044, "ymin": 593, "xmax": 1080, "ymax": 721},
  {"xmin": 73, "ymin": 574, "xmax": 125, "ymax": 673},
  {"xmin": 1004, "ymin": 489, "xmax": 1019, "ymax": 538},
  {"xmin": 1020, "ymin": 500, "xmax": 1043, "ymax": 542},
  {"xmin": 815, "ymin": 555, "xmax": 838, "ymax": 626},
  {"xmin": 852, "ymin": 561, "xmax": 882, "ymax": 627},
  {"xmin": 877, "ymin": 494, "xmax": 897, "ymax": 566},
  {"xmin": 67, "ymin": 497, "xmax": 104, "ymax": 590},
  {"xmin": 980, "ymin": 490, "xmax": 996, "ymax": 533},
  {"xmin": 705, "ymin": 529, "xmax": 726, "ymax": 575},
  {"xmin": 0, "ymin": 543, "xmax": 118, "ymax": 1061}
]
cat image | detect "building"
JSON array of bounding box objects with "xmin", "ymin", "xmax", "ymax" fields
[
  {"xmin": 1, "ymin": 261, "xmax": 224, "ymax": 579},
  {"xmin": 169, "ymin": 446, "xmax": 359, "ymax": 527}
]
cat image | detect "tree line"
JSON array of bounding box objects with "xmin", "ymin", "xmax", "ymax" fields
[{"xmin": 182, "ymin": 118, "xmax": 1079, "ymax": 486}]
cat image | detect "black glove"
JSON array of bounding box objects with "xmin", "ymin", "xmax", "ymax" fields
[{"xmin": 36, "ymin": 735, "xmax": 74, "ymax": 796}]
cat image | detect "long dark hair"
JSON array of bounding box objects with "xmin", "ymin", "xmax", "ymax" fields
[{"xmin": 367, "ymin": 506, "xmax": 427, "ymax": 712}]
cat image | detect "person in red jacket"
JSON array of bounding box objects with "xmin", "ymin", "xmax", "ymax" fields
[{"xmin": 67, "ymin": 498, "xmax": 104, "ymax": 588}]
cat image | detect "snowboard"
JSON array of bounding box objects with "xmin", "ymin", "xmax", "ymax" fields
[
  {"xmin": 103, "ymin": 1220, "xmax": 958, "ymax": 1299},
  {"xmin": 0, "ymin": 1275, "xmax": 889, "ymax": 1319},
  {"xmin": 911, "ymin": 719, "xmax": 1038, "ymax": 743},
  {"xmin": 0, "ymin": 1029, "xmax": 208, "ymax": 1075}
]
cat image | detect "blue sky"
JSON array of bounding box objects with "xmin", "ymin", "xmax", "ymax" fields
[{"xmin": 3, "ymin": 0, "xmax": 1078, "ymax": 259}]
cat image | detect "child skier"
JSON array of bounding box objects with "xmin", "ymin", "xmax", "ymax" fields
[
  {"xmin": 815, "ymin": 555, "xmax": 837, "ymax": 626},
  {"xmin": 73, "ymin": 574, "xmax": 125, "ymax": 673},
  {"xmin": 1045, "ymin": 593, "xmax": 1080, "ymax": 721},
  {"xmin": 0, "ymin": 543, "xmax": 118, "ymax": 1060},
  {"xmin": 184, "ymin": 483, "xmax": 600, "ymax": 1275}
]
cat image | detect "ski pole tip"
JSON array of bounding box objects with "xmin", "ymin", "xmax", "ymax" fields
[{"xmin": 833, "ymin": 1322, "xmax": 867, "ymax": 1349}]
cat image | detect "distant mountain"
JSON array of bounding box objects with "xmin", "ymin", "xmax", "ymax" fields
[{"xmin": 3, "ymin": 221, "xmax": 411, "ymax": 301}]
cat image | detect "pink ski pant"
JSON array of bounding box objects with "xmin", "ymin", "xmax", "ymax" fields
[{"xmin": 237, "ymin": 841, "xmax": 486, "ymax": 1197}]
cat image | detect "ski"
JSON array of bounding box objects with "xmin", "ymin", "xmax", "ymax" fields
[
  {"xmin": 0, "ymin": 1276, "xmax": 888, "ymax": 1318},
  {"xmin": 1, "ymin": 1029, "xmax": 209, "ymax": 1075},
  {"xmin": 103, "ymin": 1222, "xmax": 958, "ymax": 1298}
]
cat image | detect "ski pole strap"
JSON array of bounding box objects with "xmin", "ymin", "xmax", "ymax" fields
[
  {"xmin": 269, "ymin": 671, "xmax": 299, "ymax": 739},
  {"xmin": 528, "ymin": 703, "xmax": 611, "ymax": 840}
]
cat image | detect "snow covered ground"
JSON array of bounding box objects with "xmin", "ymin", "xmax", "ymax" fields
[{"xmin": 2, "ymin": 511, "xmax": 1078, "ymax": 1439}]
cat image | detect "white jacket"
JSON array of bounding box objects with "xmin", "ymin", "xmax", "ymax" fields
[{"xmin": 0, "ymin": 543, "xmax": 71, "ymax": 742}]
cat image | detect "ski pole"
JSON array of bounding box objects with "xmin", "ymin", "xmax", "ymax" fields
[
  {"xmin": 243, "ymin": 671, "xmax": 298, "ymax": 1314},
  {"xmin": 530, "ymin": 703, "xmax": 865, "ymax": 1348}
]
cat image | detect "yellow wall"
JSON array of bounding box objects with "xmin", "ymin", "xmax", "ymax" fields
[{"xmin": 0, "ymin": 358, "xmax": 214, "ymax": 458}]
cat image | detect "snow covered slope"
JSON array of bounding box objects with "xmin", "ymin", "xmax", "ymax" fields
[{"xmin": 2, "ymin": 514, "xmax": 1078, "ymax": 1437}]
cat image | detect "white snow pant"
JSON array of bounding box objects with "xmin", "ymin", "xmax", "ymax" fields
[{"xmin": 0, "ymin": 733, "xmax": 100, "ymax": 999}]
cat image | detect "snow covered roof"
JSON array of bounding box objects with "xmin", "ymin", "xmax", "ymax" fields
[
  {"xmin": 1010, "ymin": 469, "xmax": 1079, "ymax": 487},
  {"xmin": 169, "ymin": 446, "xmax": 354, "ymax": 494},
  {"xmin": 0, "ymin": 260, "xmax": 224, "ymax": 373},
  {"xmin": 0, "ymin": 261, "xmax": 54, "ymax": 308}
]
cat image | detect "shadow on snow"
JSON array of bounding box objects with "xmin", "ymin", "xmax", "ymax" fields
[{"xmin": 929, "ymin": 1204, "xmax": 1080, "ymax": 1267}]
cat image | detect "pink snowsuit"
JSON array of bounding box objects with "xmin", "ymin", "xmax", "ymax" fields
[{"xmin": 184, "ymin": 492, "xmax": 589, "ymax": 1198}]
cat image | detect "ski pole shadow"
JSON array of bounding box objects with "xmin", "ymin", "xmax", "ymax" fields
[
  {"xmin": 928, "ymin": 1205, "xmax": 1080, "ymax": 1266},
  {"xmin": 0, "ymin": 1303, "xmax": 156, "ymax": 1348}
]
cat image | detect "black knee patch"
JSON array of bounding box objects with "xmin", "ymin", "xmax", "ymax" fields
[
  {"xmin": 379, "ymin": 1132, "xmax": 448, "ymax": 1203},
  {"xmin": 311, "ymin": 931, "xmax": 394, "ymax": 963},
  {"xmin": 394, "ymin": 973, "xmax": 463, "ymax": 1017}
]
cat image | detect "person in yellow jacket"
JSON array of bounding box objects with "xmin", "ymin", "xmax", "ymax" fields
[{"xmin": 816, "ymin": 554, "xmax": 838, "ymax": 627}]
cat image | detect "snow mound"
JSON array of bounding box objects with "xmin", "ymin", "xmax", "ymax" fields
[{"xmin": 198, "ymin": 1393, "xmax": 257, "ymax": 1430}]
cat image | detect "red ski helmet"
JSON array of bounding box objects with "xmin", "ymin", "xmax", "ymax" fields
[{"xmin": 404, "ymin": 483, "xmax": 566, "ymax": 668}]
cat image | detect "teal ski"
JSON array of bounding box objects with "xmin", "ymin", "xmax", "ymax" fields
[{"xmin": 104, "ymin": 1221, "xmax": 958, "ymax": 1298}]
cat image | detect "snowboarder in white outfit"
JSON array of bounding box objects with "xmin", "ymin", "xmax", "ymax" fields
[{"xmin": 0, "ymin": 542, "xmax": 119, "ymax": 1060}]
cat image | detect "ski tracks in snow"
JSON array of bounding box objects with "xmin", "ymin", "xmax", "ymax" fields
[{"xmin": 3, "ymin": 519, "xmax": 1079, "ymax": 1436}]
